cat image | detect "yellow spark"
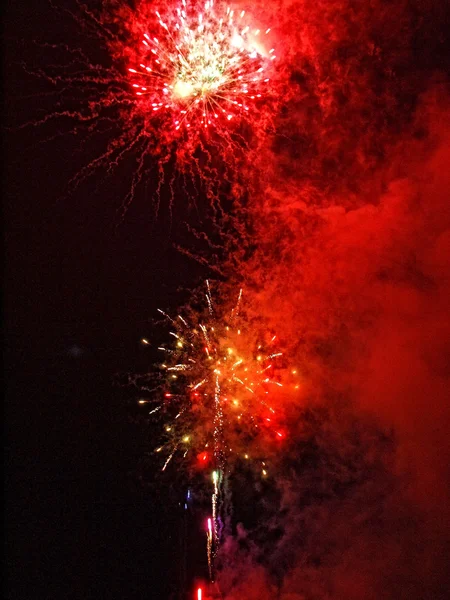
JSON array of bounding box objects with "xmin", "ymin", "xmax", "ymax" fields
[
  {"xmin": 183, "ymin": 435, "xmax": 190, "ymax": 443},
  {"xmin": 141, "ymin": 338, "xmax": 149, "ymax": 345}
]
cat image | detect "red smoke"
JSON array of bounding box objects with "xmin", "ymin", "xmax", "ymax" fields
[{"xmin": 215, "ymin": 0, "xmax": 450, "ymax": 597}]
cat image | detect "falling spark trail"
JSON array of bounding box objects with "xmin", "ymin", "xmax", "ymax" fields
[{"xmin": 207, "ymin": 517, "xmax": 213, "ymax": 580}]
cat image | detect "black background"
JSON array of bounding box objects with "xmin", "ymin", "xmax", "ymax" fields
[{"xmin": 4, "ymin": 2, "xmax": 211, "ymax": 598}]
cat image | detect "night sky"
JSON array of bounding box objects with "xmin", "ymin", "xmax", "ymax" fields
[
  {"xmin": 4, "ymin": 2, "xmax": 206, "ymax": 598},
  {"xmin": 5, "ymin": 1, "xmax": 450, "ymax": 599}
]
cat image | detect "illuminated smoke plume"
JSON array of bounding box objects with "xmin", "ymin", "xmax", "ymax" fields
[
  {"xmin": 210, "ymin": 0, "xmax": 450, "ymax": 595},
  {"xmin": 216, "ymin": 100, "xmax": 450, "ymax": 596}
]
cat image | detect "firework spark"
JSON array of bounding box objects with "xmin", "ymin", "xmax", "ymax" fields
[{"xmin": 207, "ymin": 517, "xmax": 213, "ymax": 580}]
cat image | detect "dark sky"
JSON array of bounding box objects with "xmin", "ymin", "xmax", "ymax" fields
[
  {"xmin": 5, "ymin": 1, "xmax": 450, "ymax": 600},
  {"xmin": 4, "ymin": 2, "xmax": 212, "ymax": 599}
]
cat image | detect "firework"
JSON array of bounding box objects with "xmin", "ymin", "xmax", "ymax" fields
[
  {"xmin": 19, "ymin": 1, "xmax": 278, "ymax": 211},
  {"xmin": 151, "ymin": 283, "xmax": 289, "ymax": 476},
  {"xmin": 127, "ymin": 0, "xmax": 276, "ymax": 133},
  {"xmin": 136, "ymin": 282, "xmax": 301, "ymax": 579}
]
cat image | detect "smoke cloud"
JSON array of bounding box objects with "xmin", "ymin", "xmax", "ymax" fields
[{"xmin": 216, "ymin": 0, "xmax": 450, "ymax": 597}]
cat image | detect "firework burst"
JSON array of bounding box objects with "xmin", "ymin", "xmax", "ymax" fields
[
  {"xmin": 18, "ymin": 1, "xmax": 278, "ymax": 211},
  {"xmin": 151, "ymin": 283, "xmax": 291, "ymax": 477},
  {"xmin": 138, "ymin": 282, "xmax": 299, "ymax": 579},
  {"xmin": 127, "ymin": 0, "xmax": 276, "ymax": 133}
]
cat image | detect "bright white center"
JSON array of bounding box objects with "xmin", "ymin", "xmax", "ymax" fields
[{"xmin": 173, "ymin": 80, "xmax": 195, "ymax": 99}]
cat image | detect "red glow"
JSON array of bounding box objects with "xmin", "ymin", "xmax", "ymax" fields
[
  {"xmin": 197, "ymin": 452, "xmax": 209, "ymax": 465},
  {"xmin": 197, "ymin": 588, "xmax": 202, "ymax": 600}
]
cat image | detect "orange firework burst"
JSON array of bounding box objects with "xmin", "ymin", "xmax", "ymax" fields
[
  {"xmin": 141, "ymin": 282, "xmax": 298, "ymax": 477},
  {"xmin": 138, "ymin": 281, "xmax": 299, "ymax": 580}
]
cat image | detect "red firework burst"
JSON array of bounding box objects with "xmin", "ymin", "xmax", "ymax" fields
[
  {"xmin": 125, "ymin": 0, "xmax": 276, "ymax": 134},
  {"xmin": 137, "ymin": 283, "xmax": 300, "ymax": 477}
]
